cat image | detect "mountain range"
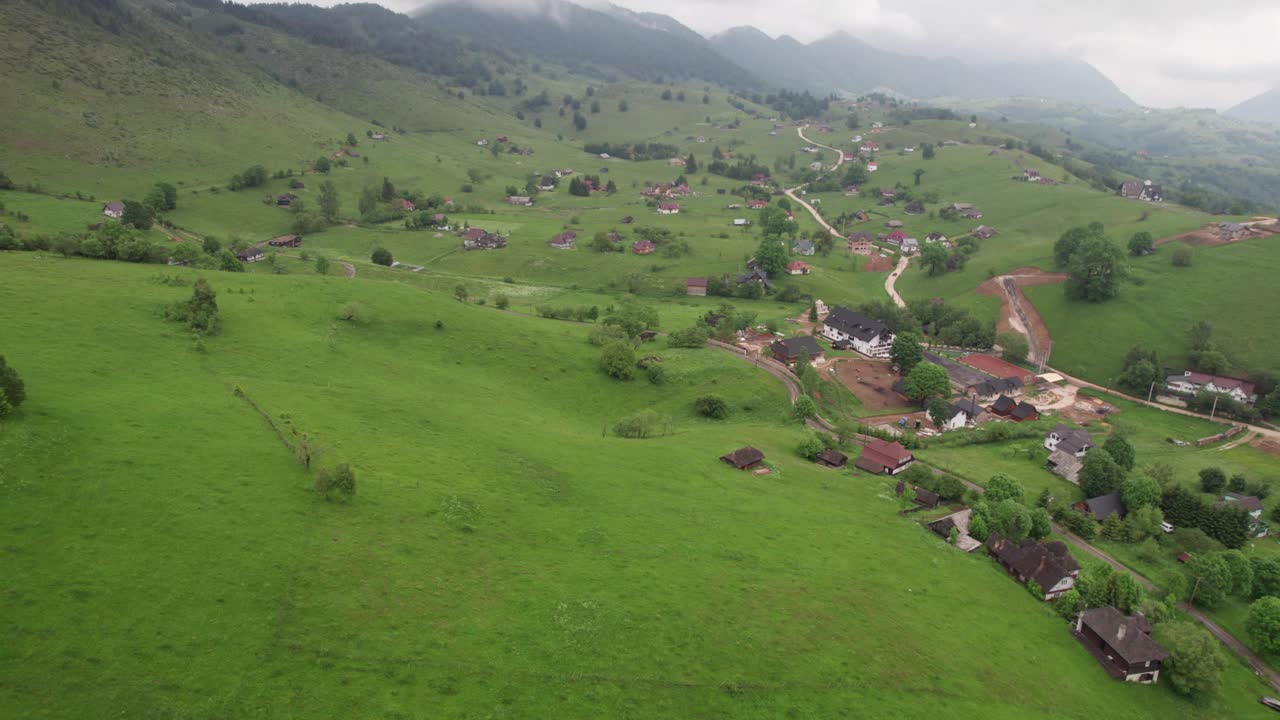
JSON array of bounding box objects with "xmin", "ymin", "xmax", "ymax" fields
[{"xmin": 1227, "ymin": 88, "xmax": 1280, "ymax": 124}]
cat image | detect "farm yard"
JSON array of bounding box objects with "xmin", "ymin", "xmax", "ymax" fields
[{"xmin": 831, "ymin": 357, "xmax": 915, "ymax": 412}]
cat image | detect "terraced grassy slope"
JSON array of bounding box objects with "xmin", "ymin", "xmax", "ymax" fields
[{"xmin": 1, "ymin": 255, "xmax": 1274, "ymax": 719}]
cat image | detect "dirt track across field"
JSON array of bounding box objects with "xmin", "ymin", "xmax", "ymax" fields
[
  {"xmin": 831, "ymin": 358, "xmax": 906, "ymax": 411},
  {"xmin": 863, "ymin": 255, "xmax": 893, "ymax": 272},
  {"xmin": 1155, "ymin": 219, "xmax": 1279, "ymax": 248},
  {"xmin": 976, "ymin": 267, "xmax": 1067, "ymax": 364}
]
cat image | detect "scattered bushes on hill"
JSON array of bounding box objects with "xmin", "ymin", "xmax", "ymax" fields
[
  {"xmin": 667, "ymin": 325, "xmax": 710, "ymax": 348},
  {"xmin": 164, "ymin": 278, "xmax": 221, "ymax": 335},
  {"xmin": 314, "ymin": 463, "xmax": 356, "ymax": 501},
  {"xmin": 228, "ymin": 165, "xmax": 269, "ymax": 191},
  {"xmin": 371, "ymin": 247, "xmax": 393, "ymax": 266},
  {"xmin": 600, "ymin": 341, "xmax": 637, "ymax": 380},
  {"xmin": 538, "ymin": 305, "xmax": 598, "ymax": 323},
  {"xmin": 694, "ymin": 395, "xmax": 729, "ymax": 420},
  {"xmin": 1172, "ymin": 246, "xmax": 1193, "ymax": 266},
  {"xmin": 613, "ymin": 409, "xmax": 671, "ymax": 438},
  {"xmin": 582, "ymin": 142, "xmax": 678, "ymax": 161},
  {"xmin": 0, "ymin": 355, "xmax": 25, "ymax": 418}
]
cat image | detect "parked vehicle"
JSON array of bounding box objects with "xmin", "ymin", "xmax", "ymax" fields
[
  {"xmin": 1161, "ymin": 522, "xmax": 1175, "ymax": 534},
  {"xmin": 1259, "ymin": 696, "xmax": 1280, "ymax": 712},
  {"xmin": 1166, "ymin": 437, "xmax": 1190, "ymax": 446}
]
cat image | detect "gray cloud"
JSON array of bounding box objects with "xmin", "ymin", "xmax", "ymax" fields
[{"xmin": 247, "ymin": 0, "xmax": 1280, "ymax": 109}]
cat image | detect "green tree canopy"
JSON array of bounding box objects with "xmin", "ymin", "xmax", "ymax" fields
[
  {"xmin": 1127, "ymin": 231, "xmax": 1153, "ymax": 256},
  {"xmin": 1065, "ymin": 234, "xmax": 1126, "ymax": 303},
  {"xmin": 986, "ymin": 473, "xmax": 1025, "ymax": 504},
  {"xmin": 1155, "ymin": 621, "xmax": 1227, "ymax": 697},
  {"xmin": 0, "ymin": 355, "xmax": 26, "ymax": 414},
  {"xmin": 1103, "ymin": 434, "xmax": 1136, "ymax": 470},
  {"xmin": 600, "ymin": 341, "xmax": 637, "ymax": 380},
  {"xmin": 753, "ymin": 238, "xmax": 789, "ymax": 277},
  {"xmin": 901, "ymin": 362, "xmax": 950, "ymax": 404},
  {"xmin": 890, "ymin": 331, "xmax": 924, "ymax": 374},
  {"xmin": 1120, "ymin": 475, "xmax": 1161, "ymax": 510},
  {"xmin": 996, "ymin": 332, "xmax": 1029, "ymax": 364},
  {"xmin": 1080, "ymin": 449, "xmax": 1124, "ymax": 498}
]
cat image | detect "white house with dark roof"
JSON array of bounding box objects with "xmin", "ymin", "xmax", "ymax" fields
[
  {"xmin": 1045, "ymin": 424, "xmax": 1093, "ymax": 458},
  {"xmin": 1166, "ymin": 371, "xmax": 1258, "ymax": 405},
  {"xmin": 821, "ymin": 307, "xmax": 893, "ymax": 358}
]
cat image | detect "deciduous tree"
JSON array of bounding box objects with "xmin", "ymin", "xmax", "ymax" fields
[
  {"xmin": 890, "ymin": 331, "xmax": 924, "ymax": 374},
  {"xmin": 901, "ymin": 362, "xmax": 949, "ymax": 404},
  {"xmin": 1155, "ymin": 621, "xmax": 1227, "ymax": 697}
]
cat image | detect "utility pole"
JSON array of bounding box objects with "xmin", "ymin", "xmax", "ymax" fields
[
  {"xmin": 1210, "ymin": 395, "xmax": 1220, "ymax": 420},
  {"xmin": 1188, "ymin": 575, "xmax": 1203, "ymax": 608},
  {"xmin": 1148, "ymin": 381, "xmax": 1156, "ymax": 403}
]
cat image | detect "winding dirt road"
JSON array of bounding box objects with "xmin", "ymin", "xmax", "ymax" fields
[
  {"xmin": 783, "ymin": 127, "xmax": 848, "ymax": 240},
  {"xmin": 884, "ymin": 255, "xmax": 909, "ymax": 308}
]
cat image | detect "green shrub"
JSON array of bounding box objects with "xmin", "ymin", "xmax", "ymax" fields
[
  {"xmin": 694, "ymin": 395, "xmax": 729, "ymax": 419},
  {"xmin": 613, "ymin": 409, "xmax": 669, "ymax": 438}
]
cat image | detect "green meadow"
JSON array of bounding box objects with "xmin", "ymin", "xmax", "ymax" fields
[{"xmin": 1, "ymin": 254, "xmax": 1274, "ymax": 719}]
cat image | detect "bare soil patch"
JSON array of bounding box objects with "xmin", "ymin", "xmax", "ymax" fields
[
  {"xmin": 976, "ymin": 267, "xmax": 1067, "ymax": 364},
  {"xmin": 832, "ymin": 358, "xmax": 908, "ymax": 411},
  {"xmin": 863, "ymin": 254, "xmax": 894, "ymax": 272},
  {"xmin": 1155, "ymin": 221, "xmax": 1280, "ymax": 248},
  {"xmin": 1252, "ymin": 437, "xmax": 1280, "ymax": 457}
]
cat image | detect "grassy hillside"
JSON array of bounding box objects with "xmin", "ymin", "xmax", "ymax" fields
[{"xmin": 1, "ymin": 254, "xmax": 1274, "ymax": 719}]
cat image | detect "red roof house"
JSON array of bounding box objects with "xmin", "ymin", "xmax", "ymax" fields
[
  {"xmin": 854, "ymin": 438, "xmax": 914, "ymax": 475},
  {"xmin": 632, "ymin": 240, "xmax": 656, "ymax": 255},
  {"xmin": 787, "ymin": 260, "xmax": 811, "ymax": 275}
]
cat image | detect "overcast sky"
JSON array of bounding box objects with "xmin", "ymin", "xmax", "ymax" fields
[{"xmin": 266, "ymin": 0, "xmax": 1280, "ymax": 109}]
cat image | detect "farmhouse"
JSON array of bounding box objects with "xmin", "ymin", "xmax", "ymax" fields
[
  {"xmin": 822, "ymin": 307, "xmax": 894, "ymax": 358},
  {"xmin": 1023, "ymin": 169, "xmax": 1040, "ymax": 181},
  {"xmin": 986, "ymin": 534, "xmax": 1080, "ymax": 600},
  {"xmin": 631, "ymin": 240, "xmax": 657, "ymax": 255},
  {"xmin": 900, "ymin": 238, "xmax": 919, "ymax": 254},
  {"xmin": 815, "ymin": 448, "xmax": 848, "ymax": 468},
  {"xmin": 721, "ymin": 447, "xmax": 765, "ymax": 470},
  {"xmin": 539, "ymin": 176, "xmax": 557, "ymax": 191},
  {"xmin": 770, "ymin": 336, "xmax": 824, "ymax": 366},
  {"xmin": 928, "ymin": 509, "xmax": 983, "ymax": 552},
  {"xmin": 854, "ymin": 438, "xmax": 914, "ymax": 475},
  {"xmin": 972, "ymin": 225, "xmax": 997, "ymax": 239},
  {"xmin": 951, "ymin": 203, "xmax": 974, "ymax": 212},
  {"xmin": 896, "ymin": 480, "xmax": 940, "ymax": 509},
  {"xmin": 925, "ymin": 232, "xmax": 947, "ymax": 244},
  {"xmin": 267, "ymin": 234, "xmax": 301, "ymax": 248},
  {"xmin": 686, "ymin": 277, "xmax": 707, "ymax": 296},
  {"xmin": 962, "ymin": 209, "xmax": 985, "ymax": 220},
  {"xmin": 787, "ymin": 260, "xmax": 811, "ymax": 275},
  {"xmin": 748, "ymin": 199, "xmax": 768, "ymax": 209},
  {"xmin": 548, "ymin": 231, "xmax": 576, "ymax": 250},
  {"xmin": 657, "ymin": 203, "xmax": 681, "ymax": 215},
  {"xmin": 866, "ymin": 161, "xmax": 879, "ymax": 172},
  {"xmin": 236, "ymin": 247, "xmax": 265, "ymax": 263},
  {"xmin": 463, "ymin": 228, "xmax": 507, "ymax": 250},
  {"xmin": 1216, "ymin": 493, "xmax": 1269, "ymax": 537},
  {"xmin": 792, "ymin": 239, "xmax": 816, "ymax": 256},
  {"xmin": 884, "ymin": 230, "xmax": 907, "ymax": 245},
  {"xmin": 1074, "ymin": 608, "xmax": 1167, "ymax": 683},
  {"xmin": 1047, "ymin": 449, "xmax": 1084, "ymax": 484},
  {"xmin": 943, "ymin": 398, "xmax": 984, "ymax": 431},
  {"xmin": 1010, "ymin": 401, "xmax": 1039, "ymax": 422},
  {"xmin": 1166, "ymin": 371, "xmax": 1257, "ymax": 405},
  {"xmin": 102, "ymin": 201, "xmax": 125, "ymax": 218},
  {"xmin": 399, "ymin": 199, "xmax": 416, "ymax": 212},
  {"xmin": 1078, "ymin": 493, "xmax": 1126, "ymax": 523},
  {"xmin": 507, "ymin": 196, "xmax": 533, "ymax": 206},
  {"xmin": 1045, "ymin": 425, "xmax": 1094, "ymax": 457},
  {"xmin": 989, "ymin": 395, "xmax": 1017, "ymax": 416}
]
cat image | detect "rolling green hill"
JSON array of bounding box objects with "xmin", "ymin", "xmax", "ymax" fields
[{"xmin": 1, "ymin": 254, "xmax": 1274, "ymax": 719}]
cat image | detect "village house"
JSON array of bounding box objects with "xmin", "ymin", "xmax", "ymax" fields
[
  {"xmin": 986, "ymin": 534, "xmax": 1080, "ymax": 600},
  {"xmin": 881, "ymin": 189, "xmax": 899, "ymax": 201},
  {"xmin": 900, "ymin": 238, "xmax": 919, "ymax": 255},
  {"xmin": 822, "ymin": 307, "xmax": 894, "ymax": 357},
  {"xmin": 539, "ymin": 176, "xmax": 557, "ymax": 191},
  {"xmin": 631, "ymin": 240, "xmax": 656, "ymax": 255},
  {"xmin": 507, "ymin": 196, "xmax": 533, "ymax": 206},
  {"xmin": 928, "ymin": 509, "xmax": 983, "ymax": 551},
  {"xmin": 1074, "ymin": 608, "xmax": 1167, "ymax": 683},
  {"xmin": 1217, "ymin": 493, "xmax": 1269, "ymax": 537},
  {"xmin": 1078, "ymin": 493, "xmax": 1126, "ymax": 523},
  {"xmin": 770, "ymin": 335, "xmax": 824, "ymax": 366},
  {"xmin": 236, "ymin": 247, "xmax": 265, "ymax": 263},
  {"xmin": 268, "ymin": 234, "xmax": 302, "ymax": 248},
  {"xmin": 843, "ymin": 185, "xmax": 861, "ymax": 196},
  {"xmin": 969, "ymin": 377, "xmax": 1024, "ymax": 401},
  {"xmin": 399, "ymin": 199, "xmax": 416, "ymax": 212},
  {"xmin": 732, "ymin": 218, "xmax": 750, "ymax": 227},
  {"xmin": 736, "ymin": 266, "xmax": 771, "ymax": 290},
  {"xmin": 867, "ymin": 161, "xmax": 879, "ymax": 172},
  {"xmin": 943, "ymin": 398, "xmax": 984, "ymax": 431},
  {"xmin": 787, "ymin": 260, "xmax": 812, "ymax": 275},
  {"xmin": 548, "ymin": 231, "xmax": 576, "ymax": 250},
  {"xmin": 815, "ymin": 448, "xmax": 848, "ymax": 468},
  {"xmin": 1166, "ymin": 370, "xmax": 1258, "ymax": 405},
  {"xmin": 686, "ymin": 277, "xmax": 707, "ymax": 296},
  {"xmin": 885, "ymin": 218, "xmax": 903, "ymax": 228},
  {"xmin": 656, "ymin": 203, "xmax": 680, "ymax": 215},
  {"xmin": 847, "ymin": 233, "xmax": 874, "ymax": 255},
  {"xmin": 1023, "ymin": 169, "xmax": 1040, "ymax": 182},
  {"xmin": 792, "ymin": 239, "xmax": 816, "ymax": 256},
  {"xmin": 896, "ymin": 480, "xmax": 940, "ymax": 509},
  {"xmin": 1045, "ymin": 424, "xmax": 1094, "ymax": 457},
  {"xmin": 1119, "ymin": 180, "xmax": 1164, "ymax": 202},
  {"xmin": 884, "ymin": 230, "xmax": 907, "ymax": 246},
  {"xmin": 102, "ymin": 201, "xmax": 125, "ymax": 218},
  {"xmin": 854, "ymin": 438, "xmax": 914, "ymax": 475},
  {"xmin": 904, "ymin": 200, "xmax": 925, "ymax": 215},
  {"xmin": 951, "ymin": 202, "xmax": 974, "ymax": 212},
  {"xmin": 747, "ymin": 199, "xmax": 768, "ymax": 210},
  {"xmin": 721, "ymin": 447, "xmax": 765, "ymax": 471},
  {"xmin": 462, "ymin": 228, "xmax": 507, "ymax": 250},
  {"xmin": 276, "ymin": 194, "xmax": 298, "ymax": 208},
  {"xmin": 1047, "ymin": 450, "xmax": 1084, "ymax": 485},
  {"xmin": 1010, "ymin": 401, "xmax": 1039, "ymax": 422},
  {"xmin": 962, "ymin": 208, "xmax": 985, "ymax": 219},
  {"xmin": 972, "ymin": 225, "xmax": 997, "ymax": 239}
]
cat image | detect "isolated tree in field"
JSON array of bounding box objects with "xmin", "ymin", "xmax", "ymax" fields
[
  {"xmin": 314, "ymin": 156, "xmax": 332, "ymax": 173},
  {"xmin": 0, "ymin": 355, "xmax": 26, "ymax": 416},
  {"xmin": 617, "ymin": 99, "xmax": 628, "ymax": 112},
  {"xmin": 314, "ymin": 255, "xmax": 330, "ymax": 275},
  {"xmin": 901, "ymin": 362, "xmax": 949, "ymax": 404},
  {"xmin": 996, "ymin": 331, "xmax": 1029, "ymax": 364},
  {"xmin": 685, "ymin": 153, "xmax": 698, "ymax": 173},
  {"xmin": 201, "ymin": 236, "xmax": 222, "ymax": 255},
  {"xmin": 1127, "ymin": 231, "xmax": 1153, "ymax": 256},
  {"xmin": 1155, "ymin": 621, "xmax": 1227, "ymax": 697},
  {"xmin": 1065, "ymin": 235, "xmax": 1126, "ymax": 302},
  {"xmin": 1080, "ymin": 450, "xmax": 1124, "ymax": 498},
  {"xmin": 346, "ymin": 132, "xmax": 358, "ymax": 147},
  {"xmin": 920, "ymin": 242, "xmax": 948, "ymax": 276},
  {"xmin": 1199, "ymin": 467, "xmax": 1227, "ymax": 494},
  {"xmin": 890, "ymin": 331, "xmax": 924, "ymax": 374},
  {"xmin": 1172, "ymin": 246, "xmax": 1193, "ymax": 266},
  {"xmin": 1188, "ymin": 320, "xmax": 1214, "ymax": 353},
  {"xmin": 318, "ymin": 181, "xmax": 340, "ymax": 223},
  {"xmin": 573, "ymin": 112, "xmax": 587, "ymax": 131},
  {"xmin": 1103, "ymin": 434, "xmax": 1135, "ymax": 470},
  {"xmin": 1120, "ymin": 475, "xmax": 1161, "ymax": 510},
  {"xmin": 754, "ymin": 238, "xmax": 788, "ymax": 277},
  {"xmin": 219, "ymin": 250, "xmax": 244, "ymax": 272},
  {"xmin": 986, "ymin": 473, "xmax": 1025, "ymax": 504},
  {"xmin": 922, "ymin": 143, "xmax": 935, "ymax": 159},
  {"xmin": 793, "ymin": 395, "xmax": 817, "ymax": 420},
  {"xmin": 694, "ymin": 395, "xmax": 729, "ymax": 419},
  {"xmin": 912, "ymin": 168, "xmax": 925, "ymax": 186},
  {"xmin": 453, "ymin": 284, "xmax": 468, "ymax": 302},
  {"xmin": 371, "ymin": 247, "xmax": 393, "ymax": 266},
  {"xmin": 1053, "ymin": 226, "xmax": 1089, "ymax": 267},
  {"xmin": 315, "ymin": 463, "xmax": 357, "ymax": 500},
  {"xmin": 381, "ymin": 177, "xmax": 396, "ymax": 202},
  {"xmin": 120, "ymin": 200, "xmax": 154, "ymax": 230},
  {"xmin": 358, "ymin": 186, "xmax": 379, "ymax": 217},
  {"xmin": 927, "ymin": 397, "xmax": 950, "ymax": 429},
  {"xmin": 758, "ymin": 205, "xmax": 791, "ymax": 239},
  {"xmin": 600, "ymin": 341, "xmax": 637, "ymax": 380},
  {"xmin": 494, "ymin": 294, "xmax": 510, "ymax": 310},
  {"xmin": 171, "ymin": 278, "xmax": 221, "ymax": 335}
]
